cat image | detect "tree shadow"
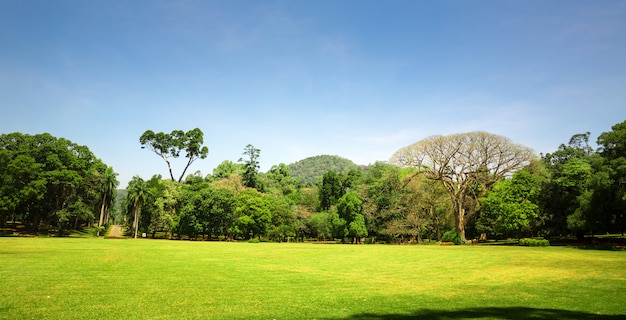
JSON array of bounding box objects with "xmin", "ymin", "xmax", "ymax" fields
[{"xmin": 335, "ymin": 307, "xmax": 624, "ymax": 320}]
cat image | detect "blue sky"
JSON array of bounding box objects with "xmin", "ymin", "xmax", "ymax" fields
[{"xmin": 1, "ymin": 0, "xmax": 625, "ymax": 187}]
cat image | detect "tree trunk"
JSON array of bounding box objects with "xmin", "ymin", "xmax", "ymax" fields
[
  {"xmin": 456, "ymin": 206, "xmax": 466, "ymax": 241},
  {"xmin": 133, "ymin": 207, "xmax": 139, "ymax": 239},
  {"xmin": 97, "ymin": 194, "xmax": 106, "ymax": 236}
]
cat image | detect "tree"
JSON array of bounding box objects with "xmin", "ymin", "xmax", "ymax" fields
[
  {"xmin": 263, "ymin": 163, "xmax": 300, "ymax": 196},
  {"xmin": 307, "ymin": 211, "xmax": 331, "ymax": 241},
  {"xmin": 336, "ymin": 191, "xmax": 366, "ymax": 243},
  {"xmin": 232, "ymin": 189, "xmax": 272, "ymax": 239},
  {"xmin": 139, "ymin": 128, "xmax": 209, "ymax": 183},
  {"xmin": 149, "ymin": 179, "xmax": 181, "ymax": 239},
  {"xmin": 126, "ymin": 176, "xmax": 150, "ymax": 238},
  {"xmin": 319, "ymin": 171, "xmax": 343, "ymax": 211},
  {"xmin": 479, "ymin": 169, "xmax": 545, "ymax": 238},
  {"xmin": 597, "ymin": 120, "xmax": 626, "ymax": 234},
  {"xmin": 177, "ymin": 184, "xmax": 235, "ymax": 240},
  {"xmin": 1, "ymin": 132, "xmax": 113, "ymax": 233},
  {"xmin": 357, "ymin": 162, "xmax": 404, "ymax": 241},
  {"xmin": 541, "ymin": 133, "xmax": 596, "ymax": 236},
  {"xmin": 210, "ymin": 160, "xmax": 243, "ymax": 181},
  {"xmin": 239, "ymin": 144, "xmax": 261, "ymax": 189},
  {"xmin": 97, "ymin": 166, "xmax": 119, "ymax": 236},
  {"xmin": 392, "ymin": 131, "xmax": 536, "ymax": 241}
]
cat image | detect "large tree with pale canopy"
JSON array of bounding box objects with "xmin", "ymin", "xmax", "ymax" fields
[{"xmin": 391, "ymin": 131, "xmax": 536, "ymax": 241}]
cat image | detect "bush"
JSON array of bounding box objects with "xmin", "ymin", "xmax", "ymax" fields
[
  {"xmin": 441, "ymin": 230, "xmax": 462, "ymax": 245},
  {"xmin": 247, "ymin": 238, "xmax": 260, "ymax": 243},
  {"xmin": 519, "ymin": 238, "xmax": 550, "ymax": 247}
]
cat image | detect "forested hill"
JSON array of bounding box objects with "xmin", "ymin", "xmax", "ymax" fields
[{"xmin": 288, "ymin": 155, "xmax": 363, "ymax": 186}]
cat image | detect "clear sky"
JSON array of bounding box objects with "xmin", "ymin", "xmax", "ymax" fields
[{"xmin": 1, "ymin": 0, "xmax": 625, "ymax": 186}]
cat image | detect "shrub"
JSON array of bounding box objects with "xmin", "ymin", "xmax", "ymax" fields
[
  {"xmin": 519, "ymin": 238, "xmax": 550, "ymax": 247},
  {"xmin": 248, "ymin": 238, "xmax": 260, "ymax": 243},
  {"xmin": 441, "ymin": 230, "xmax": 462, "ymax": 245}
]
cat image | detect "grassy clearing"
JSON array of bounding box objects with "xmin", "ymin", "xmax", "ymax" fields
[{"xmin": 0, "ymin": 239, "xmax": 625, "ymax": 319}]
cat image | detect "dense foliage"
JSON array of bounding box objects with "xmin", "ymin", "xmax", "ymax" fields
[
  {"xmin": 3, "ymin": 120, "xmax": 625, "ymax": 242},
  {"xmin": 0, "ymin": 132, "xmax": 118, "ymax": 233}
]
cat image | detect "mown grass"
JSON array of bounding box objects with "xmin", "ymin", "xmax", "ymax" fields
[{"xmin": 0, "ymin": 238, "xmax": 625, "ymax": 319}]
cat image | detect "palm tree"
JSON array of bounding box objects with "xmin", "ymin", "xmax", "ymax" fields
[
  {"xmin": 126, "ymin": 176, "xmax": 149, "ymax": 238},
  {"xmin": 97, "ymin": 166, "xmax": 119, "ymax": 236}
]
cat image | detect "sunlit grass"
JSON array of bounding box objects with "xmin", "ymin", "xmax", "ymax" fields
[{"xmin": 0, "ymin": 238, "xmax": 624, "ymax": 319}]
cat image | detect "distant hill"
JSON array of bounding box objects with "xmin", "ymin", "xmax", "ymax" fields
[{"xmin": 288, "ymin": 155, "xmax": 363, "ymax": 186}]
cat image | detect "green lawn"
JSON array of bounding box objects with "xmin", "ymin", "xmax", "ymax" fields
[{"xmin": 0, "ymin": 238, "xmax": 624, "ymax": 319}]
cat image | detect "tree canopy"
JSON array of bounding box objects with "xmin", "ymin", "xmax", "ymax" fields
[
  {"xmin": 139, "ymin": 128, "xmax": 209, "ymax": 183},
  {"xmin": 391, "ymin": 131, "xmax": 536, "ymax": 240},
  {"xmin": 0, "ymin": 132, "xmax": 118, "ymax": 233}
]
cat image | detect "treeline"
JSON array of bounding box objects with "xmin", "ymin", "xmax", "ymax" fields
[
  {"xmin": 0, "ymin": 133, "xmax": 118, "ymax": 235},
  {"xmin": 2, "ymin": 120, "xmax": 624, "ymax": 242}
]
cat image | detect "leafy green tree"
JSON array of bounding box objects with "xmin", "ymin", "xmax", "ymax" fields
[
  {"xmin": 328, "ymin": 209, "xmax": 347, "ymax": 240},
  {"xmin": 149, "ymin": 179, "xmax": 181, "ymax": 239},
  {"xmin": 337, "ymin": 191, "xmax": 365, "ymax": 243},
  {"xmin": 232, "ymin": 189, "xmax": 272, "ymax": 239},
  {"xmin": 0, "ymin": 132, "xmax": 114, "ymax": 233},
  {"xmin": 307, "ymin": 211, "xmax": 332, "ymax": 241},
  {"xmin": 597, "ymin": 120, "xmax": 626, "ymax": 234},
  {"xmin": 177, "ymin": 184, "xmax": 235, "ymax": 239},
  {"xmin": 357, "ymin": 162, "xmax": 403, "ymax": 241},
  {"xmin": 210, "ymin": 160, "xmax": 243, "ymax": 181},
  {"xmin": 480, "ymin": 169, "xmax": 545, "ymax": 238},
  {"xmin": 126, "ymin": 176, "xmax": 150, "ymax": 238},
  {"xmin": 140, "ymin": 128, "xmax": 209, "ymax": 182},
  {"xmin": 541, "ymin": 135, "xmax": 594, "ymax": 236},
  {"xmin": 267, "ymin": 195, "xmax": 297, "ymax": 242},
  {"xmin": 263, "ymin": 163, "xmax": 300, "ymax": 196},
  {"xmin": 319, "ymin": 171, "xmax": 343, "ymax": 211},
  {"xmin": 239, "ymin": 144, "xmax": 261, "ymax": 190},
  {"xmin": 97, "ymin": 166, "xmax": 119, "ymax": 236}
]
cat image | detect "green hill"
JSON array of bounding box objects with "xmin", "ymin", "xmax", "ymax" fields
[{"xmin": 288, "ymin": 155, "xmax": 362, "ymax": 186}]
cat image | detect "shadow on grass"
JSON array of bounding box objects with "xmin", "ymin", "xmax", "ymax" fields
[{"xmin": 337, "ymin": 307, "xmax": 624, "ymax": 320}]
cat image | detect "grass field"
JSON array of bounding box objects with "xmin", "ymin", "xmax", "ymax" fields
[{"xmin": 0, "ymin": 238, "xmax": 625, "ymax": 319}]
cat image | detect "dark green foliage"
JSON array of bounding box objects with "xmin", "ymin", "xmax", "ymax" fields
[
  {"xmin": 479, "ymin": 169, "xmax": 546, "ymax": 238},
  {"xmin": 232, "ymin": 189, "xmax": 272, "ymax": 239},
  {"xmin": 319, "ymin": 171, "xmax": 344, "ymax": 210},
  {"xmin": 288, "ymin": 155, "xmax": 360, "ymax": 186},
  {"xmin": 441, "ymin": 230, "xmax": 462, "ymax": 245},
  {"xmin": 177, "ymin": 183, "xmax": 235, "ymax": 240},
  {"xmin": 239, "ymin": 144, "xmax": 261, "ymax": 190},
  {"xmin": 518, "ymin": 238, "xmax": 550, "ymax": 247},
  {"xmin": 0, "ymin": 132, "xmax": 117, "ymax": 233}
]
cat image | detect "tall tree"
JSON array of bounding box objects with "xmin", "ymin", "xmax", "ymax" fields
[
  {"xmin": 479, "ymin": 169, "xmax": 545, "ymax": 238},
  {"xmin": 337, "ymin": 191, "xmax": 366, "ymax": 243},
  {"xmin": 239, "ymin": 144, "xmax": 261, "ymax": 189},
  {"xmin": 319, "ymin": 171, "xmax": 343, "ymax": 211},
  {"xmin": 97, "ymin": 166, "xmax": 119, "ymax": 236},
  {"xmin": 597, "ymin": 120, "xmax": 626, "ymax": 234},
  {"xmin": 542, "ymin": 133, "xmax": 597, "ymax": 237},
  {"xmin": 139, "ymin": 128, "xmax": 209, "ymax": 182},
  {"xmin": 391, "ymin": 131, "xmax": 536, "ymax": 241},
  {"xmin": 126, "ymin": 176, "xmax": 150, "ymax": 238},
  {"xmin": 1, "ymin": 132, "xmax": 112, "ymax": 233},
  {"xmin": 232, "ymin": 189, "xmax": 272, "ymax": 239}
]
